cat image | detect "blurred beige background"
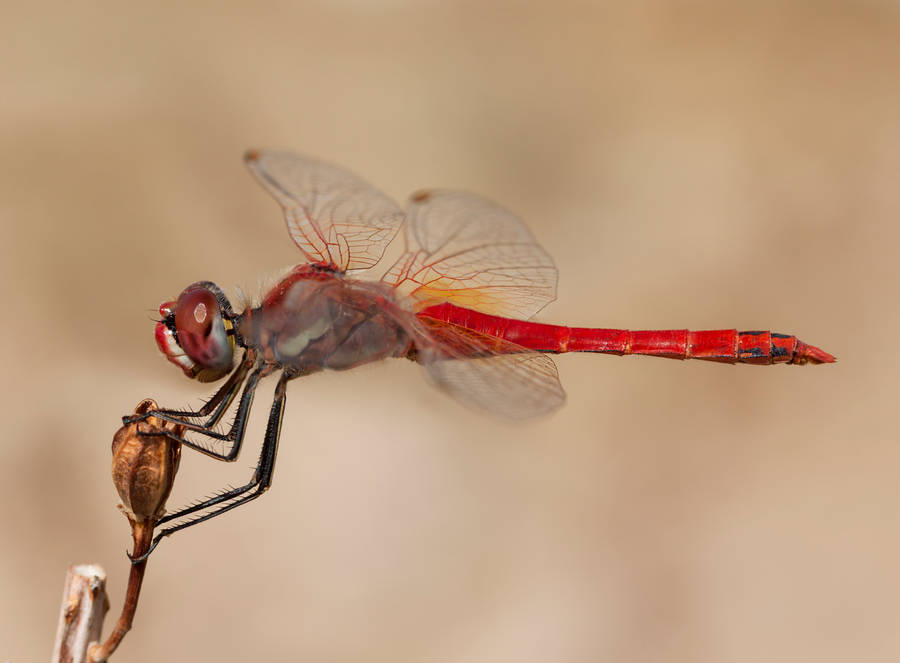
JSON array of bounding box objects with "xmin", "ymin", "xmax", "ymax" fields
[{"xmin": 2, "ymin": 1, "xmax": 898, "ymax": 662}]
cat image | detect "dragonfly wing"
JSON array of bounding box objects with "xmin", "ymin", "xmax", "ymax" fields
[
  {"xmin": 383, "ymin": 190, "xmax": 558, "ymax": 319},
  {"xmin": 245, "ymin": 150, "xmax": 405, "ymax": 272},
  {"xmin": 416, "ymin": 316, "xmax": 566, "ymax": 419}
]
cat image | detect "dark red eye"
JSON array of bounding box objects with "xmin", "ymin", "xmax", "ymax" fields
[
  {"xmin": 175, "ymin": 286, "xmax": 217, "ymax": 349},
  {"xmin": 170, "ymin": 284, "xmax": 234, "ymax": 380}
]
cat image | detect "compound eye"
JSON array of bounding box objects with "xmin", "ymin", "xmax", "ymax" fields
[
  {"xmin": 173, "ymin": 284, "xmax": 234, "ymax": 380},
  {"xmin": 175, "ymin": 287, "xmax": 216, "ymax": 340}
]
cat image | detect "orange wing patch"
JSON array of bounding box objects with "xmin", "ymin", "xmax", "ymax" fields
[{"xmin": 383, "ymin": 190, "xmax": 558, "ymax": 319}]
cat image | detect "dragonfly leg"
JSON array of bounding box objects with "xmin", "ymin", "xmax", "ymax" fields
[
  {"xmin": 142, "ymin": 363, "xmax": 265, "ymax": 462},
  {"xmin": 123, "ymin": 351, "xmax": 255, "ymax": 428},
  {"xmin": 153, "ymin": 355, "xmax": 253, "ymax": 425},
  {"xmin": 132, "ymin": 372, "xmax": 291, "ymax": 562}
]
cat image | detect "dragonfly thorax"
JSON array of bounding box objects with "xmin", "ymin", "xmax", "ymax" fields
[{"xmin": 237, "ymin": 266, "xmax": 413, "ymax": 375}]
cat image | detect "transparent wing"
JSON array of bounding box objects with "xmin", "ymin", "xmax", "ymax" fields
[
  {"xmin": 415, "ymin": 316, "xmax": 566, "ymax": 419},
  {"xmin": 383, "ymin": 190, "xmax": 558, "ymax": 319},
  {"xmin": 245, "ymin": 150, "xmax": 405, "ymax": 272}
]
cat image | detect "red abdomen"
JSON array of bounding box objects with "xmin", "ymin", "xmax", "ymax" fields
[{"xmin": 418, "ymin": 303, "xmax": 835, "ymax": 365}]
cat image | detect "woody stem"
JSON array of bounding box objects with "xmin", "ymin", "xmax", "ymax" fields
[{"xmin": 88, "ymin": 522, "xmax": 153, "ymax": 662}]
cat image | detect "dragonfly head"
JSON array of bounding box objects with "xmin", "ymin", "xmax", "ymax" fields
[{"xmin": 155, "ymin": 282, "xmax": 236, "ymax": 382}]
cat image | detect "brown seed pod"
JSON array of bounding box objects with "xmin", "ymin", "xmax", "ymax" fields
[
  {"xmin": 90, "ymin": 400, "xmax": 185, "ymax": 663},
  {"xmin": 111, "ymin": 399, "xmax": 183, "ymax": 524}
]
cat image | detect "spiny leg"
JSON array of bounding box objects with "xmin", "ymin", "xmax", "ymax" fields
[
  {"xmin": 123, "ymin": 351, "xmax": 255, "ymax": 429},
  {"xmin": 154, "ymin": 353, "xmax": 254, "ymax": 424},
  {"xmin": 133, "ymin": 371, "xmax": 292, "ymax": 562},
  {"xmin": 146, "ymin": 363, "xmax": 265, "ymax": 461}
]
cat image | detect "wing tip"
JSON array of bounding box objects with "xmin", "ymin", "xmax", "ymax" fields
[
  {"xmin": 244, "ymin": 148, "xmax": 261, "ymax": 164},
  {"xmin": 410, "ymin": 189, "xmax": 433, "ymax": 204}
]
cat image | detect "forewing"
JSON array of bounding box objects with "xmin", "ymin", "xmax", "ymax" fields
[
  {"xmin": 383, "ymin": 190, "xmax": 558, "ymax": 319},
  {"xmin": 245, "ymin": 150, "xmax": 405, "ymax": 272},
  {"xmin": 415, "ymin": 316, "xmax": 566, "ymax": 419}
]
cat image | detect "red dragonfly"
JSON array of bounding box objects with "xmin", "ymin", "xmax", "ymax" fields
[{"xmin": 130, "ymin": 149, "xmax": 835, "ymax": 558}]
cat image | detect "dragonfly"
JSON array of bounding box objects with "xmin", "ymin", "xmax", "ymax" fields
[{"xmin": 128, "ymin": 149, "xmax": 835, "ymax": 559}]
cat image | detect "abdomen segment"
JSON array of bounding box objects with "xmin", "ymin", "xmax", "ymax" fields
[{"xmin": 418, "ymin": 303, "xmax": 835, "ymax": 365}]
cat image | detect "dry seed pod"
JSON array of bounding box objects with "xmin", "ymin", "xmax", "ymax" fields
[
  {"xmin": 111, "ymin": 399, "xmax": 183, "ymax": 523},
  {"xmin": 89, "ymin": 400, "xmax": 185, "ymax": 663}
]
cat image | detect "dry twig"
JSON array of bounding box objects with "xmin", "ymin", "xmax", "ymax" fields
[{"xmin": 51, "ymin": 564, "xmax": 109, "ymax": 663}]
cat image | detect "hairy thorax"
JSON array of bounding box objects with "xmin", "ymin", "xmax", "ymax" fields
[{"xmin": 237, "ymin": 267, "xmax": 413, "ymax": 375}]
